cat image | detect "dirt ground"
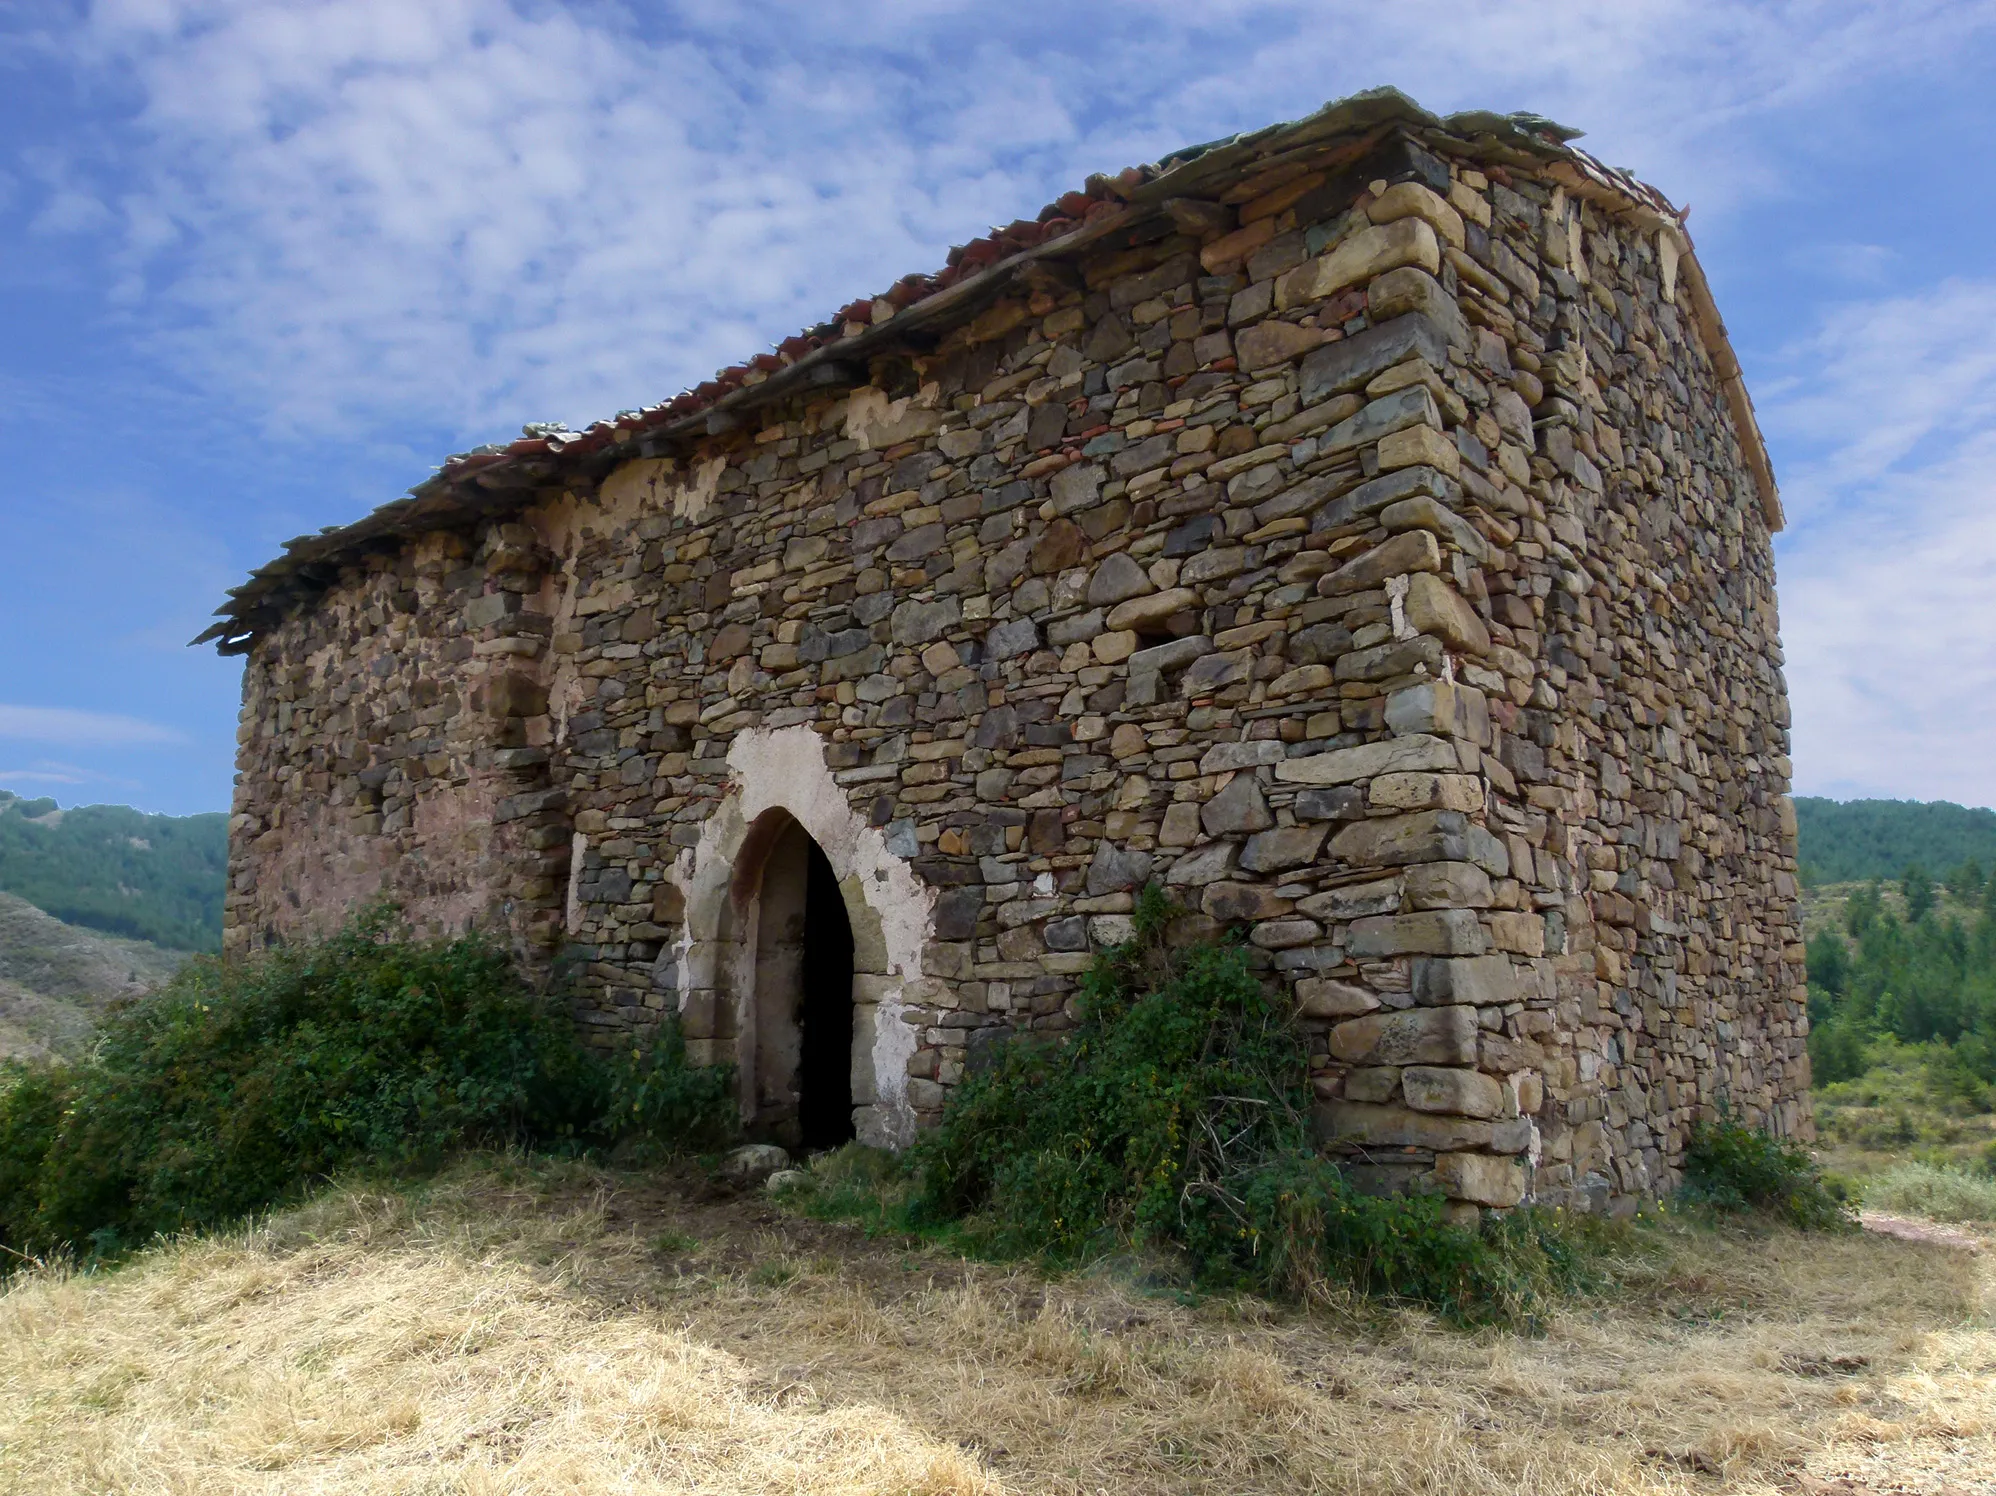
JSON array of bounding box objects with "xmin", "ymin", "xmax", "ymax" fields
[{"xmin": 1, "ymin": 1155, "xmax": 1991, "ymax": 1495}]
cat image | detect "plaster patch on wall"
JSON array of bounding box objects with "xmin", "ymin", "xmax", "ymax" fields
[
  {"xmin": 599, "ymin": 456, "xmax": 677, "ymax": 511},
  {"xmin": 844, "ymin": 384, "xmax": 945, "ymax": 453},
  {"xmin": 674, "ymin": 456, "xmax": 728, "ymax": 521},
  {"xmin": 566, "ymin": 830, "xmax": 588, "ymax": 935}
]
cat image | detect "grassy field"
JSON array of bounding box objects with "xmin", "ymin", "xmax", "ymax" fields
[{"xmin": 1, "ymin": 1154, "xmax": 1990, "ymax": 1496}]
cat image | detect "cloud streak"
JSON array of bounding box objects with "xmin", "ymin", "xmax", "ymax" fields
[
  {"xmin": 1769, "ymin": 278, "xmax": 1996, "ymax": 804},
  {"xmin": 0, "ymin": 706, "xmax": 187, "ymax": 747}
]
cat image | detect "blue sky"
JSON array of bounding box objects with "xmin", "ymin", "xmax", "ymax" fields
[{"xmin": 4, "ymin": 0, "xmax": 1996, "ymax": 817}]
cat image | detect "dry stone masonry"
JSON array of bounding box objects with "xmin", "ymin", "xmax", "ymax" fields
[{"xmin": 205, "ymin": 89, "xmax": 1809, "ymax": 1213}]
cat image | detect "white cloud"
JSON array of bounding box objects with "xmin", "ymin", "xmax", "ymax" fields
[
  {"xmin": 1769, "ymin": 279, "xmax": 1996, "ymax": 806},
  {"xmin": 0, "ymin": 706, "xmax": 187, "ymax": 746},
  {"xmin": 25, "ymin": 0, "xmax": 1993, "ymax": 443},
  {"xmin": 0, "ymin": 766, "xmax": 90, "ymax": 787}
]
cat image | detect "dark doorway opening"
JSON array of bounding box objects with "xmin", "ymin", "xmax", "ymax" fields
[{"xmin": 798, "ymin": 839, "xmax": 856, "ymax": 1150}]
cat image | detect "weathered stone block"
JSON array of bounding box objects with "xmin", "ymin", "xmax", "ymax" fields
[
  {"xmin": 1276, "ymin": 218, "xmax": 1439, "ymax": 309},
  {"xmin": 1298, "ymin": 313, "xmax": 1452, "ymax": 404},
  {"xmin": 1401, "ymin": 572, "xmax": 1491, "ymax": 653},
  {"xmin": 1319, "ymin": 386, "xmax": 1440, "ymax": 462},
  {"xmin": 1108, "ymin": 588, "xmax": 1200, "ymax": 633},
  {"xmin": 1276, "ymin": 733, "xmax": 1456, "ymax": 787},
  {"xmin": 1316, "ymin": 1100, "xmax": 1492, "ymax": 1151},
  {"xmin": 1367, "ymin": 181, "xmax": 1467, "ymax": 251},
  {"xmin": 1087, "ymin": 550, "xmax": 1153, "ymax": 606},
  {"xmin": 1201, "ymin": 773, "xmax": 1273, "ymax": 836},
  {"xmin": 1367, "ymin": 771, "xmax": 1483, "ymax": 813},
  {"xmin": 1316, "ymin": 529, "xmax": 1441, "ymax": 596},
  {"xmin": 1295, "ymin": 978, "xmax": 1380, "ymax": 1018},
  {"xmin": 1328, "ymin": 1004, "xmax": 1478, "ymax": 1066},
  {"xmin": 1236, "ymin": 319, "xmax": 1327, "ymax": 370},
  {"xmin": 1402, "ymin": 861, "xmax": 1492, "ymax": 910},
  {"xmin": 1402, "ymin": 1065, "xmax": 1503, "ymax": 1118},
  {"xmin": 1342, "ymin": 1066, "xmax": 1401, "ymax": 1103},
  {"xmin": 1487, "ymin": 910, "xmax": 1547, "ymax": 955},
  {"xmin": 1202, "ymin": 881, "xmax": 1293, "ymax": 920},
  {"xmin": 1384, "ymin": 680, "xmax": 1488, "ymax": 742},
  {"xmin": 1297, "ymin": 876, "xmax": 1402, "ymax": 920},
  {"xmin": 1328, "ymin": 809, "xmax": 1471, "ymax": 867},
  {"xmin": 1365, "ymin": 265, "xmax": 1469, "ymax": 347},
  {"xmin": 1238, "ymin": 824, "xmax": 1327, "ymax": 872},
  {"xmin": 1345, "ymin": 908, "xmax": 1487, "ymax": 957},
  {"xmin": 1432, "ymin": 1152, "xmax": 1525, "ymax": 1207},
  {"xmin": 1412, "ymin": 954, "xmax": 1519, "ymax": 1007}
]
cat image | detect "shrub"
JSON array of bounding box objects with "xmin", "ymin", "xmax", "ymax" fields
[
  {"xmin": 602, "ymin": 1016, "xmax": 738, "ymax": 1151},
  {"xmin": 1861, "ymin": 1161, "xmax": 1996, "ymax": 1224},
  {"xmin": 1679, "ymin": 1116, "xmax": 1855, "ymax": 1231},
  {"xmin": 0, "ymin": 906, "xmax": 732, "ymax": 1261},
  {"xmin": 908, "ymin": 886, "xmax": 1591, "ymax": 1322}
]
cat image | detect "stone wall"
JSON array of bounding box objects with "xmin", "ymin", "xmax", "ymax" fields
[{"xmin": 226, "ymin": 119, "xmax": 1807, "ymax": 1210}]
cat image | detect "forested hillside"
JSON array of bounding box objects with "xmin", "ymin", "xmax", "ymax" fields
[
  {"xmin": 1795, "ymin": 797, "xmax": 1996, "ymax": 886},
  {"xmin": 0, "ymin": 792, "xmax": 226, "ymax": 951}
]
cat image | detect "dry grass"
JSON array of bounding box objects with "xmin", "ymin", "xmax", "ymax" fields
[{"xmin": 2, "ymin": 1157, "xmax": 1992, "ymax": 1496}]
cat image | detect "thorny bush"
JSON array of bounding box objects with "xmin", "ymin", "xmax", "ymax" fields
[
  {"xmin": 1679, "ymin": 1114, "xmax": 1856, "ymax": 1231},
  {"xmin": 910, "ymin": 885, "xmax": 1595, "ymax": 1323},
  {"xmin": 0, "ymin": 906, "xmax": 733, "ymax": 1263}
]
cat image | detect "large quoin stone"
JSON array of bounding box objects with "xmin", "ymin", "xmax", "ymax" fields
[
  {"xmin": 1381, "ymin": 497, "xmax": 1487, "ymax": 562},
  {"xmin": 1342, "ymin": 1067, "xmax": 1401, "ymax": 1104},
  {"xmin": 1236, "ymin": 319, "xmax": 1328, "ymax": 371},
  {"xmin": 1402, "ymin": 861, "xmax": 1493, "ymax": 910},
  {"xmin": 1317, "ymin": 529, "xmax": 1441, "ymax": 596},
  {"xmin": 1365, "ymin": 265, "xmax": 1470, "ymax": 347},
  {"xmin": 1345, "ymin": 908, "xmax": 1488, "ymax": 957},
  {"xmin": 1316, "ymin": 1100, "xmax": 1493, "ymax": 1152},
  {"xmin": 1328, "ymin": 809, "xmax": 1472, "ymax": 867},
  {"xmin": 1375, "ymin": 422, "xmax": 1461, "ymax": 478},
  {"xmin": 1202, "ymin": 882, "xmax": 1294, "ymax": 921},
  {"xmin": 1296, "ymin": 876, "xmax": 1402, "ymax": 920},
  {"xmin": 1295, "ymin": 978, "xmax": 1380, "ymax": 1017},
  {"xmin": 1412, "ymin": 954, "xmax": 1521, "ymax": 1007},
  {"xmin": 1367, "ymin": 771, "xmax": 1484, "ymax": 813},
  {"xmin": 1276, "ymin": 217, "xmax": 1440, "ymax": 309},
  {"xmin": 1298, "ymin": 314, "xmax": 1451, "ymax": 403},
  {"xmin": 1328, "ymin": 1003, "xmax": 1478, "ymax": 1066},
  {"xmin": 1401, "ymin": 572, "xmax": 1492, "ymax": 654},
  {"xmin": 1401, "ymin": 1065, "xmax": 1504, "ymax": 1118},
  {"xmin": 1275, "ymin": 733, "xmax": 1457, "ymax": 787},
  {"xmin": 1433, "ymin": 1152, "xmax": 1526, "ymax": 1208},
  {"xmin": 1367, "ymin": 181, "xmax": 1467, "ymax": 250},
  {"xmin": 1384, "ymin": 679, "xmax": 1489, "ymax": 741}
]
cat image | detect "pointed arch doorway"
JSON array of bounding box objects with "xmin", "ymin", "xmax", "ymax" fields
[{"xmin": 747, "ymin": 815, "xmax": 857, "ymax": 1151}]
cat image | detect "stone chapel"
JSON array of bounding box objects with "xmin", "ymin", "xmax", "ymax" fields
[{"xmin": 203, "ymin": 88, "xmax": 1809, "ymax": 1212}]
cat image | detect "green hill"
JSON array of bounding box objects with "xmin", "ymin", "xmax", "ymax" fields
[
  {"xmin": 0, "ymin": 791, "xmax": 227, "ymax": 952},
  {"xmin": 0, "ymin": 889, "xmax": 186, "ymax": 1059},
  {"xmin": 1795, "ymin": 797, "xmax": 1996, "ymax": 887}
]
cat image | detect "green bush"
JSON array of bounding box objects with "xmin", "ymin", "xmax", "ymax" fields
[
  {"xmin": 0, "ymin": 907, "xmax": 732, "ymax": 1261},
  {"xmin": 1861, "ymin": 1160, "xmax": 1996, "ymax": 1223},
  {"xmin": 602, "ymin": 1015, "xmax": 738, "ymax": 1151},
  {"xmin": 908, "ymin": 886, "xmax": 1591, "ymax": 1322},
  {"xmin": 1679, "ymin": 1116, "xmax": 1855, "ymax": 1231}
]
